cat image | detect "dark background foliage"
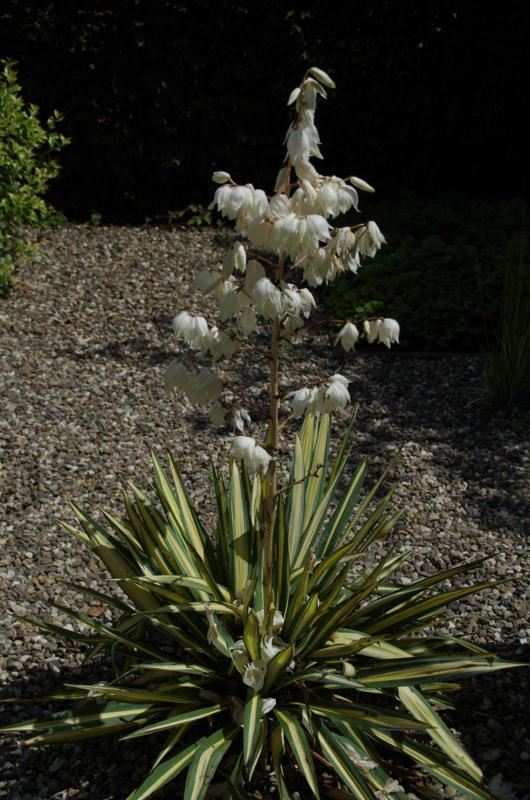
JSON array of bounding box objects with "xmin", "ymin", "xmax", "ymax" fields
[
  {"xmin": 1, "ymin": 0, "xmax": 528, "ymax": 352},
  {"xmin": 0, "ymin": 0, "xmax": 528, "ymax": 222}
]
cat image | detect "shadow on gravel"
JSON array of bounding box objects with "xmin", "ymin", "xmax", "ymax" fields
[
  {"xmin": 57, "ymin": 337, "xmax": 175, "ymax": 366},
  {"xmin": 449, "ymin": 644, "xmax": 530, "ymax": 797},
  {"xmin": 355, "ymin": 356, "xmax": 530, "ymax": 538},
  {"xmin": 0, "ymin": 662, "xmax": 177, "ymax": 800}
]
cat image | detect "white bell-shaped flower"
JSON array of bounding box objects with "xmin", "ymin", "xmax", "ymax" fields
[
  {"xmin": 243, "ymin": 660, "xmax": 267, "ymax": 690},
  {"xmin": 252, "ymin": 277, "xmax": 283, "ymax": 320},
  {"xmin": 378, "ymin": 318, "xmax": 400, "ymax": 348},
  {"xmin": 291, "ymin": 386, "xmax": 316, "ymax": 417},
  {"xmin": 358, "ymin": 220, "xmax": 386, "ymax": 257},
  {"xmin": 299, "ymin": 287, "xmax": 316, "ymax": 317},
  {"xmin": 232, "ymin": 406, "xmax": 251, "ymax": 432},
  {"xmin": 238, "ymin": 306, "xmax": 258, "ymax": 335},
  {"xmin": 322, "ymin": 374, "xmax": 350, "ymax": 412},
  {"xmin": 335, "ymin": 322, "xmax": 359, "ymax": 352},
  {"xmin": 231, "ymin": 436, "xmax": 271, "ymax": 475},
  {"xmin": 364, "ymin": 318, "xmax": 382, "ymax": 344}
]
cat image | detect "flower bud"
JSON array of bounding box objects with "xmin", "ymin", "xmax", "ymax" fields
[
  {"xmin": 307, "ymin": 66, "xmax": 336, "ymax": 89},
  {"xmin": 212, "ymin": 171, "xmax": 231, "ymax": 184},
  {"xmin": 348, "ymin": 175, "xmax": 375, "ymax": 193}
]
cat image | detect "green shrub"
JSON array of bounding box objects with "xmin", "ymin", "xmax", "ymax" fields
[
  {"xmin": 0, "ymin": 61, "xmax": 68, "ymax": 291},
  {"xmin": 322, "ymin": 193, "xmax": 527, "ymax": 351},
  {"xmin": 1, "ymin": 418, "xmax": 521, "ymax": 799},
  {"xmin": 482, "ymin": 228, "xmax": 530, "ymax": 408}
]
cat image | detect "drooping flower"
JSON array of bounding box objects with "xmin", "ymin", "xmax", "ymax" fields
[
  {"xmin": 218, "ymin": 289, "xmax": 241, "ymax": 321},
  {"xmin": 238, "ymin": 306, "xmax": 258, "ymax": 335},
  {"xmin": 232, "ymin": 406, "xmax": 251, "ymax": 432},
  {"xmin": 252, "ymin": 277, "xmax": 283, "ymax": 320},
  {"xmin": 364, "ymin": 318, "xmax": 382, "ymax": 344},
  {"xmin": 231, "ymin": 436, "xmax": 271, "ymax": 475},
  {"xmin": 322, "ymin": 374, "xmax": 350, "ymax": 413},
  {"xmin": 335, "ymin": 322, "xmax": 360, "ymax": 352},
  {"xmin": 243, "ymin": 660, "xmax": 267, "ymax": 691},
  {"xmin": 291, "ymin": 386, "xmax": 316, "ymax": 417},
  {"xmin": 173, "ymin": 311, "xmax": 209, "ymax": 350},
  {"xmin": 378, "ymin": 318, "xmax": 400, "ymax": 348},
  {"xmin": 254, "ymin": 609, "xmax": 284, "ymax": 633},
  {"xmin": 357, "ymin": 220, "xmax": 386, "ymax": 257}
]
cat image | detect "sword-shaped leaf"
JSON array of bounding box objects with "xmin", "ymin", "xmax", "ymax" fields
[
  {"xmin": 263, "ymin": 643, "xmax": 295, "ymax": 693},
  {"xmin": 357, "ymin": 655, "xmax": 523, "ymax": 688},
  {"xmin": 183, "ymin": 724, "xmax": 239, "ymax": 800},
  {"xmin": 286, "ymin": 434, "xmax": 306, "ymax": 557},
  {"xmin": 275, "ymin": 708, "xmax": 320, "ymax": 799},
  {"xmin": 127, "ymin": 739, "xmax": 201, "ymax": 800},
  {"xmin": 229, "ymin": 461, "xmax": 252, "ymax": 596},
  {"xmin": 243, "ymin": 690, "xmax": 263, "ymax": 769},
  {"xmin": 122, "ymin": 704, "xmax": 224, "ymax": 740},
  {"xmin": 270, "ymin": 722, "xmax": 290, "ymax": 800},
  {"xmin": 370, "ymin": 729, "xmax": 496, "ymax": 800},
  {"xmin": 398, "ymin": 685, "xmax": 482, "ymax": 781},
  {"xmin": 306, "ymin": 699, "xmax": 429, "ymax": 731},
  {"xmin": 316, "ymin": 721, "xmax": 377, "ymax": 800}
]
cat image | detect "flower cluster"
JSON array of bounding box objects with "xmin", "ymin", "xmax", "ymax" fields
[
  {"xmin": 335, "ymin": 317, "xmax": 400, "ymax": 351},
  {"xmin": 289, "ymin": 374, "xmax": 351, "ymax": 417},
  {"xmin": 230, "ymin": 435, "xmax": 271, "ymax": 475},
  {"xmin": 166, "ymin": 66, "xmax": 400, "ymax": 465}
]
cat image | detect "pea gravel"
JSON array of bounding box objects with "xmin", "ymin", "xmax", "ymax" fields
[{"xmin": 0, "ymin": 225, "xmax": 529, "ymax": 800}]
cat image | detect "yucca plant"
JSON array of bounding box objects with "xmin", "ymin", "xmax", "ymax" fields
[
  {"xmin": 2, "ymin": 67, "xmax": 522, "ymax": 799},
  {"xmin": 3, "ymin": 417, "xmax": 519, "ymax": 800}
]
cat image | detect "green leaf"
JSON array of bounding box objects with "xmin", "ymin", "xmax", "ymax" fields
[
  {"xmin": 286, "ymin": 435, "xmax": 306, "ymax": 557},
  {"xmin": 263, "ymin": 643, "xmax": 295, "ymax": 692},
  {"xmin": 0, "ymin": 701, "xmax": 156, "ymax": 743},
  {"xmin": 398, "ymin": 685, "xmax": 482, "ymax": 781},
  {"xmin": 229, "ymin": 461, "xmax": 252, "ymax": 596},
  {"xmin": 127, "ymin": 740, "xmax": 200, "ymax": 800},
  {"xmin": 274, "ymin": 494, "xmax": 290, "ymax": 614},
  {"xmin": 243, "ymin": 609, "xmax": 260, "ymax": 662},
  {"xmin": 317, "ymin": 461, "xmax": 367, "ymax": 556},
  {"xmin": 316, "ymin": 722, "xmax": 377, "ymax": 800},
  {"xmin": 183, "ymin": 724, "xmax": 239, "ymax": 800},
  {"xmin": 270, "ymin": 723, "xmax": 290, "ymax": 800},
  {"xmin": 243, "ymin": 690, "xmax": 263, "ymax": 769},
  {"xmin": 122, "ymin": 704, "xmax": 224, "ymax": 740},
  {"xmin": 357, "ymin": 655, "xmax": 522, "ymax": 688},
  {"xmin": 370, "ymin": 729, "xmax": 496, "ymax": 800},
  {"xmin": 275, "ymin": 708, "xmax": 320, "ymax": 799},
  {"xmin": 306, "ymin": 699, "xmax": 429, "ymax": 731}
]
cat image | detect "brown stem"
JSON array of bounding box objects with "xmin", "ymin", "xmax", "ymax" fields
[{"xmin": 262, "ymin": 253, "xmax": 285, "ymax": 623}]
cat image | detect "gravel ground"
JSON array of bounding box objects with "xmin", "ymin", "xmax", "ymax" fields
[{"xmin": 0, "ymin": 225, "xmax": 529, "ymax": 800}]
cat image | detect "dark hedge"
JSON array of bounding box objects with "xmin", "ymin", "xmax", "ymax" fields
[{"xmin": 0, "ymin": 0, "xmax": 528, "ymax": 222}]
